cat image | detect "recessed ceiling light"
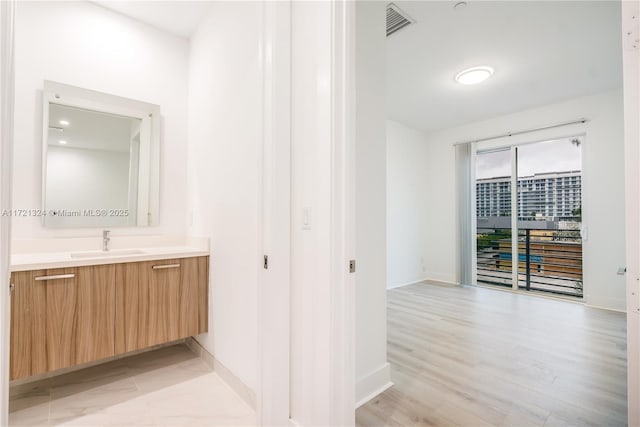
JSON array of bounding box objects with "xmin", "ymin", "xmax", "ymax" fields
[
  {"xmin": 455, "ymin": 66, "xmax": 494, "ymax": 85},
  {"xmin": 59, "ymin": 120, "xmax": 69, "ymax": 126},
  {"xmin": 58, "ymin": 140, "xmax": 67, "ymax": 145}
]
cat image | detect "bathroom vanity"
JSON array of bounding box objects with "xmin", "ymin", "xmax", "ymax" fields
[
  {"xmin": 9, "ymin": 245, "xmax": 209, "ymax": 381},
  {"xmin": 7, "ymin": 81, "xmax": 212, "ymax": 381}
]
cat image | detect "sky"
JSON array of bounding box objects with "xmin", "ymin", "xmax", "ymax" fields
[{"xmin": 475, "ymin": 137, "xmax": 582, "ymax": 180}]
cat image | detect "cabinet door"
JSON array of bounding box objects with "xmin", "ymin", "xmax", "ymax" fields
[
  {"xmin": 184, "ymin": 256, "xmax": 209, "ymax": 335},
  {"xmin": 179, "ymin": 257, "xmax": 202, "ymax": 338},
  {"xmin": 10, "ymin": 270, "xmax": 47, "ymax": 380},
  {"xmin": 75, "ymin": 264, "xmax": 116, "ymax": 365},
  {"xmin": 196, "ymin": 256, "xmax": 209, "ymax": 334},
  {"xmin": 161, "ymin": 257, "xmax": 209, "ymax": 340},
  {"xmin": 148, "ymin": 259, "xmax": 182, "ymax": 346},
  {"xmin": 10, "ymin": 265, "xmax": 116, "ymax": 380},
  {"xmin": 115, "ymin": 259, "xmax": 182, "ymax": 351},
  {"xmin": 115, "ymin": 261, "xmax": 144, "ymax": 353},
  {"xmin": 44, "ymin": 267, "xmax": 78, "ymax": 371},
  {"xmin": 115, "ymin": 256, "xmax": 209, "ymax": 354}
]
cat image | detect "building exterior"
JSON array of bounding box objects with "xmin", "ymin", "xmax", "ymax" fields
[{"xmin": 476, "ymin": 171, "xmax": 582, "ymax": 219}]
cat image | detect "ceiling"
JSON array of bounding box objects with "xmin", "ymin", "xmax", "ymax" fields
[
  {"xmin": 387, "ymin": 1, "xmax": 623, "ymax": 133},
  {"xmin": 89, "ymin": 1, "xmax": 622, "ymax": 133},
  {"xmin": 48, "ymin": 104, "xmax": 138, "ymax": 153},
  {"xmin": 92, "ymin": 1, "xmax": 212, "ymax": 38}
]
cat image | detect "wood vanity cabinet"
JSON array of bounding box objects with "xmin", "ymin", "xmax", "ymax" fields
[
  {"xmin": 10, "ymin": 256, "xmax": 209, "ymax": 381},
  {"xmin": 114, "ymin": 256, "xmax": 209, "ymax": 353},
  {"xmin": 10, "ymin": 264, "xmax": 116, "ymax": 380}
]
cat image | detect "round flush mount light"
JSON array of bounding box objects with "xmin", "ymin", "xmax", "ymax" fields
[
  {"xmin": 59, "ymin": 120, "xmax": 69, "ymax": 126},
  {"xmin": 455, "ymin": 66, "xmax": 494, "ymax": 85},
  {"xmin": 58, "ymin": 140, "xmax": 67, "ymax": 145}
]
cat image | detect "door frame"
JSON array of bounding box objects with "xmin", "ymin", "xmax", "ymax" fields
[
  {"xmin": 258, "ymin": 0, "xmax": 356, "ymax": 425},
  {"xmin": 328, "ymin": 1, "xmax": 357, "ymax": 422},
  {"xmin": 257, "ymin": 1, "xmax": 292, "ymax": 425},
  {"xmin": 622, "ymin": 1, "xmax": 640, "ymax": 424},
  {"xmin": 0, "ymin": 0, "xmax": 15, "ymax": 424},
  {"xmin": 473, "ymin": 133, "xmax": 586, "ymax": 296}
]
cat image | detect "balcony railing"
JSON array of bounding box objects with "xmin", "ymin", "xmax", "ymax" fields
[{"xmin": 476, "ymin": 228, "xmax": 583, "ymax": 297}]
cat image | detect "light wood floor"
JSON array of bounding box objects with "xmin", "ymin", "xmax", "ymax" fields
[{"xmin": 356, "ymin": 282, "xmax": 627, "ymax": 427}]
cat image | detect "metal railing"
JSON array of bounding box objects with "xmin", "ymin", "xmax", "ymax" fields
[{"xmin": 476, "ymin": 228, "xmax": 583, "ymax": 297}]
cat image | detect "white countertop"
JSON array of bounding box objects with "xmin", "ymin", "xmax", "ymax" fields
[{"xmin": 10, "ymin": 236, "xmax": 210, "ymax": 272}]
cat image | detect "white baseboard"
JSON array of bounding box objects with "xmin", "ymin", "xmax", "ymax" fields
[
  {"xmin": 423, "ymin": 271, "xmax": 458, "ymax": 285},
  {"xmin": 387, "ymin": 277, "xmax": 429, "ymax": 290},
  {"xmin": 355, "ymin": 363, "xmax": 393, "ymax": 408},
  {"xmin": 584, "ymin": 301, "xmax": 626, "ymax": 313},
  {"xmin": 186, "ymin": 337, "xmax": 257, "ymax": 410},
  {"xmin": 387, "ymin": 276, "xmax": 460, "ymax": 290},
  {"xmin": 426, "ymin": 278, "xmax": 461, "ymax": 287}
]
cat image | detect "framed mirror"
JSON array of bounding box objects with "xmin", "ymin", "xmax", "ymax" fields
[{"xmin": 42, "ymin": 81, "xmax": 160, "ymax": 228}]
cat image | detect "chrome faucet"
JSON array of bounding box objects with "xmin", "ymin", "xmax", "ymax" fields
[{"xmin": 103, "ymin": 230, "xmax": 111, "ymax": 252}]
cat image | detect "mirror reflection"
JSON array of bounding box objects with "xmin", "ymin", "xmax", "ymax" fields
[{"xmin": 44, "ymin": 104, "xmax": 142, "ymax": 228}]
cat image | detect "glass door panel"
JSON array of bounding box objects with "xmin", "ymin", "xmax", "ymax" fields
[
  {"xmin": 516, "ymin": 137, "xmax": 583, "ymax": 297},
  {"xmin": 476, "ymin": 149, "xmax": 513, "ymax": 288}
]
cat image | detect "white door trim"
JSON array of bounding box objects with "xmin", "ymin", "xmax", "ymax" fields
[
  {"xmin": 622, "ymin": 1, "xmax": 640, "ymax": 425},
  {"xmin": 287, "ymin": 0, "xmax": 356, "ymax": 424},
  {"xmin": 257, "ymin": 1, "xmax": 293, "ymax": 425},
  {"xmin": 328, "ymin": 0, "xmax": 356, "ymax": 423},
  {"xmin": 0, "ymin": 0, "xmax": 15, "ymax": 424}
]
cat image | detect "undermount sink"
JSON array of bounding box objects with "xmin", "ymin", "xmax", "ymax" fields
[{"xmin": 70, "ymin": 249, "xmax": 146, "ymax": 258}]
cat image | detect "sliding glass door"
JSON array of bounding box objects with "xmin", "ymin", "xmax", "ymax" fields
[
  {"xmin": 476, "ymin": 148, "xmax": 514, "ymax": 288},
  {"xmin": 516, "ymin": 138, "xmax": 583, "ymax": 296},
  {"xmin": 475, "ymin": 137, "xmax": 583, "ymax": 297}
]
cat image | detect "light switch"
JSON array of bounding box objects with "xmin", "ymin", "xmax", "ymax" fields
[{"xmin": 302, "ymin": 207, "xmax": 311, "ymax": 230}]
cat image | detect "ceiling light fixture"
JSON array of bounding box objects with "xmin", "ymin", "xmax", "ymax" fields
[
  {"xmin": 455, "ymin": 66, "xmax": 494, "ymax": 85},
  {"xmin": 58, "ymin": 140, "xmax": 67, "ymax": 145},
  {"xmin": 59, "ymin": 120, "xmax": 69, "ymax": 126}
]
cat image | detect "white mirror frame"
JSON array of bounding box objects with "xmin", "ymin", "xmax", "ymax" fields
[{"xmin": 41, "ymin": 81, "xmax": 160, "ymax": 227}]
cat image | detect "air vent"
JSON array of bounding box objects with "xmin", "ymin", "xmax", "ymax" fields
[{"xmin": 387, "ymin": 3, "xmax": 414, "ymax": 37}]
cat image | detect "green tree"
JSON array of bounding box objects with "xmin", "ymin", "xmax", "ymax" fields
[
  {"xmin": 477, "ymin": 229, "xmax": 512, "ymax": 252},
  {"xmin": 572, "ymin": 205, "xmax": 582, "ymax": 219}
]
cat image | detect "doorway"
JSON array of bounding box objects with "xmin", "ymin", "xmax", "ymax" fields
[{"xmin": 476, "ymin": 137, "xmax": 584, "ymax": 298}]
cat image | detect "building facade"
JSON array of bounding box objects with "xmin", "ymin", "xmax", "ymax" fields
[{"xmin": 476, "ymin": 171, "xmax": 582, "ymax": 219}]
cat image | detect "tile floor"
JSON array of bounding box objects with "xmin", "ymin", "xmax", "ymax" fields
[{"xmin": 9, "ymin": 344, "xmax": 256, "ymax": 426}]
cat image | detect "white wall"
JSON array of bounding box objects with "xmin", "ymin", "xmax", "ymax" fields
[
  {"xmin": 186, "ymin": 1, "xmax": 262, "ymax": 394},
  {"xmin": 289, "ymin": 2, "xmax": 334, "ymax": 421},
  {"xmin": 13, "ymin": 1, "xmax": 189, "ymax": 238},
  {"xmin": 45, "ymin": 147, "xmax": 130, "ymax": 227},
  {"xmin": 354, "ymin": 1, "xmax": 391, "ymax": 406},
  {"xmin": 419, "ymin": 90, "xmax": 626, "ymax": 311},
  {"xmin": 386, "ymin": 120, "xmax": 430, "ymax": 289}
]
